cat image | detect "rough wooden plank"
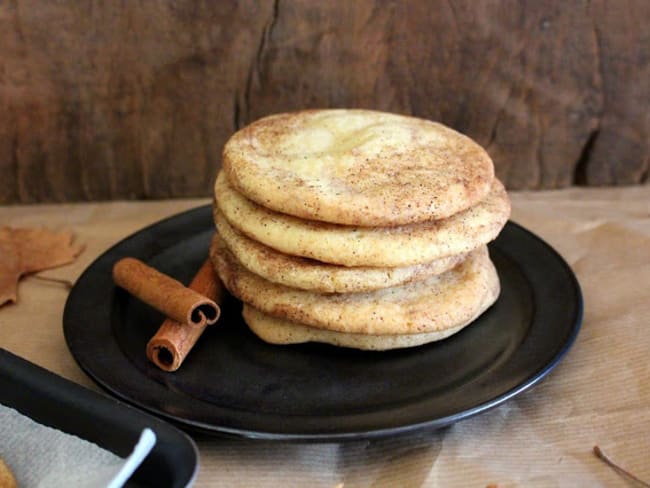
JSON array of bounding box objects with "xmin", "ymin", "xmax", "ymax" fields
[
  {"xmin": 0, "ymin": 0, "xmax": 272, "ymax": 203},
  {"xmin": 581, "ymin": 0, "xmax": 650, "ymax": 185},
  {"xmin": 0, "ymin": 1, "xmax": 648, "ymax": 203},
  {"xmin": 245, "ymin": 0, "xmax": 603, "ymax": 190}
]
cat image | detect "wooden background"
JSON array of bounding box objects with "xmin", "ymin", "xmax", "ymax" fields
[{"xmin": 1, "ymin": 0, "xmax": 648, "ymax": 204}]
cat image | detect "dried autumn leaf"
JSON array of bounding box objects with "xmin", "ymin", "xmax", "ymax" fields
[{"xmin": 0, "ymin": 227, "xmax": 84, "ymax": 307}]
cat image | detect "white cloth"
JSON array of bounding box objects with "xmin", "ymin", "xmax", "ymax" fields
[{"xmin": 0, "ymin": 404, "xmax": 156, "ymax": 488}]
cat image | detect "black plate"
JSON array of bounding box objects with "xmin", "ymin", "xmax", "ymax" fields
[
  {"xmin": 64, "ymin": 205, "xmax": 582, "ymax": 441},
  {"xmin": 0, "ymin": 348, "xmax": 198, "ymax": 487}
]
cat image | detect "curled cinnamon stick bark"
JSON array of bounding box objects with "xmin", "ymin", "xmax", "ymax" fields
[
  {"xmin": 113, "ymin": 257, "xmax": 220, "ymax": 327},
  {"xmin": 146, "ymin": 259, "xmax": 224, "ymax": 371}
]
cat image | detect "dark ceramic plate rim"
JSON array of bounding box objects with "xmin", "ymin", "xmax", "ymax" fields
[
  {"xmin": 63, "ymin": 205, "xmax": 583, "ymax": 442},
  {"xmin": 0, "ymin": 348, "xmax": 199, "ymax": 487}
]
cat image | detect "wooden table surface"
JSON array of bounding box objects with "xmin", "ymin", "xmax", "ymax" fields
[{"xmin": 1, "ymin": 185, "xmax": 649, "ymax": 487}]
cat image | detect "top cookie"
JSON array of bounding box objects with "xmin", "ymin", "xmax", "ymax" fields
[{"xmin": 222, "ymin": 109, "xmax": 495, "ymax": 226}]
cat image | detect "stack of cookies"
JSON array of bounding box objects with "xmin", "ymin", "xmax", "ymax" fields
[{"xmin": 211, "ymin": 109, "xmax": 511, "ymax": 350}]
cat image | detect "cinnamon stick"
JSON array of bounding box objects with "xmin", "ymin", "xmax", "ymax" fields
[
  {"xmin": 146, "ymin": 259, "xmax": 224, "ymax": 371},
  {"xmin": 113, "ymin": 257, "xmax": 220, "ymax": 327}
]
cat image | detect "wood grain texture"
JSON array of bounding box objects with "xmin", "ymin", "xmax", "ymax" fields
[
  {"xmin": 580, "ymin": 0, "xmax": 650, "ymax": 185},
  {"xmin": 0, "ymin": 0, "xmax": 647, "ymax": 203}
]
